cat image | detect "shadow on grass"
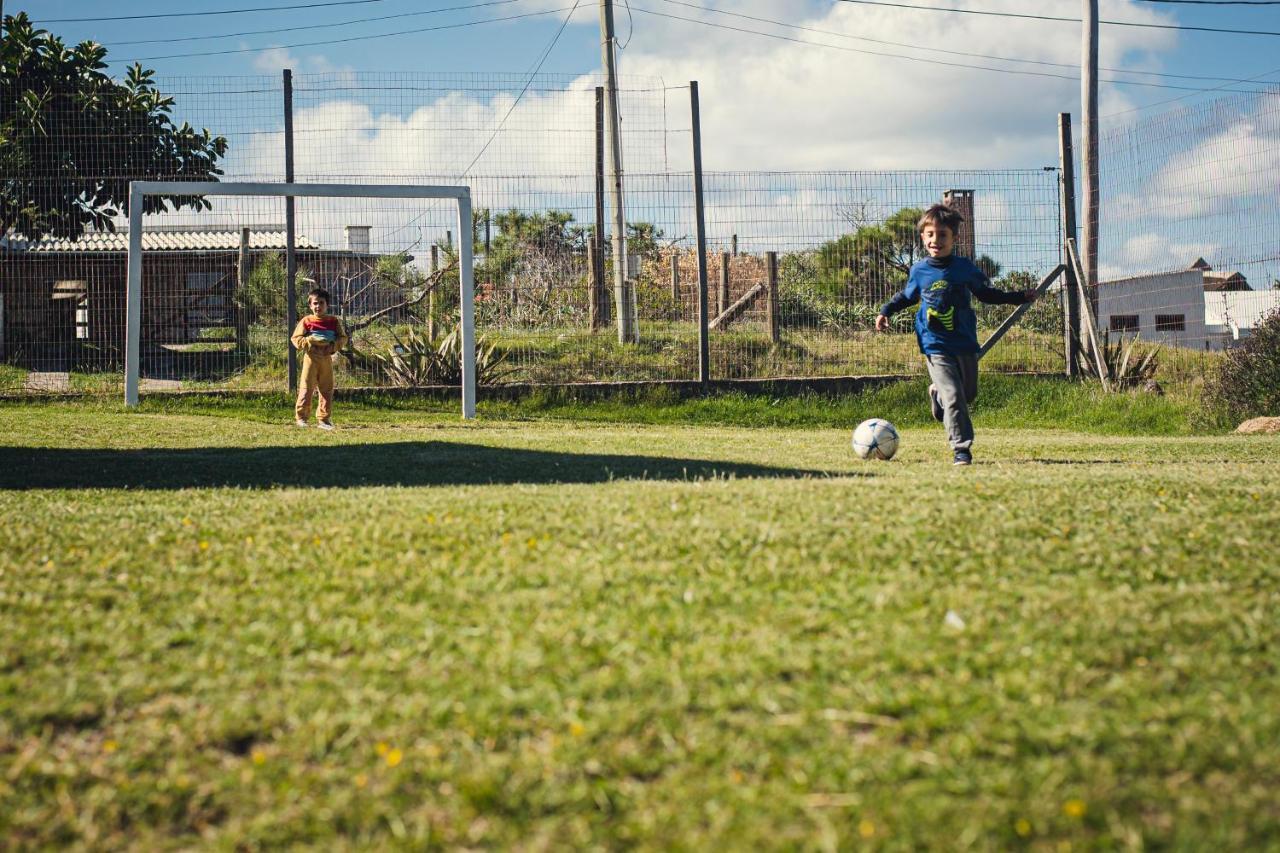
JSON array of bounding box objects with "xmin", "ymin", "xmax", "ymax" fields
[{"xmin": 0, "ymin": 441, "xmax": 851, "ymax": 490}]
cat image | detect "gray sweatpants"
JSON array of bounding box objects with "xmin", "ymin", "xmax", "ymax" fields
[{"xmin": 925, "ymin": 353, "xmax": 979, "ymax": 450}]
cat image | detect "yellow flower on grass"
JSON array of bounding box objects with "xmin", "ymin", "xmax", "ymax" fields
[
  {"xmin": 251, "ymin": 748, "xmax": 266, "ymax": 765},
  {"xmin": 103, "ymin": 739, "xmax": 119, "ymax": 754},
  {"xmin": 354, "ymin": 772, "xmax": 369, "ymax": 788},
  {"xmin": 858, "ymin": 819, "xmax": 876, "ymax": 838},
  {"xmin": 1063, "ymin": 799, "xmax": 1087, "ymax": 818},
  {"xmin": 1015, "ymin": 818, "xmax": 1032, "ymax": 837},
  {"xmin": 199, "ymin": 541, "xmax": 209, "ymax": 550},
  {"xmin": 569, "ymin": 721, "xmax": 586, "ymax": 738},
  {"xmin": 375, "ymin": 741, "xmax": 390, "ymax": 757},
  {"xmin": 385, "ymin": 748, "xmax": 403, "ymax": 768}
]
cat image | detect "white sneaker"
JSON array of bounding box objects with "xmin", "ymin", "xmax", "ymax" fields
[
  {"xmin": 317, "ymin": 421, "xmax": 335, "ymax": 431},
  {"xmin": 295, "ymin": 419, "xmax": 308, "ymax": 428}
]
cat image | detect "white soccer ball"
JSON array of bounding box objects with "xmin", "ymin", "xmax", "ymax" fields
[{"xmin": 852, "ymin": 418, "xmax": 899, "ymax": 460}]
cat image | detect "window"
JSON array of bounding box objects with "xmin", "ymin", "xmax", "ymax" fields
[
  {"xmin": 1155, "ymin": 314, "xmax": 1185, "ymax": 332},
  {"xmin": 1109, "ymin": 315, "xmax": 1139, "ymax": 333}
]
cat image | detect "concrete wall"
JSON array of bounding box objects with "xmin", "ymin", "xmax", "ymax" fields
[{"xmin": 1097, "ymin": 269, "xmax": 1209, "ymax": 349}]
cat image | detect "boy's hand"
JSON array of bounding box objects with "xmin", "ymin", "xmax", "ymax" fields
[
  {"xmin": 875, "ymin": 314, "xmax": 890, "ymax": 332},
  {"xmin": 1023, "ymin": 289, "xmax": 1040, "ymax": 303}
]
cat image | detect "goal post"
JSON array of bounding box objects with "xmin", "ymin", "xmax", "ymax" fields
[{"xmin": 125, "ymin": 181, "xmax": 477, "ymax": 418}]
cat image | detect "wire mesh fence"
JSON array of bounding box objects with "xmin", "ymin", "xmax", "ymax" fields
[
  {"xmin": 1087, "ymin": 88, "xmax": 1280, "ymax": 385},
  {"xmin": 0, "ymin": 69, "xmax": 1152, "ymax": 398}
]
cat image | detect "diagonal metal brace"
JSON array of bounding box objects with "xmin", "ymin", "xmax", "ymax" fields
[{"xmin": 977, "ymin": 263, "xmax": 1065, "ymax": 360}]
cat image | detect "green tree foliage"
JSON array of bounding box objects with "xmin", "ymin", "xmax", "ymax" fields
[
  {"xmin": 0, "ymin": 12, "xmax": 228, "ymax": 242},
  {"xmin": 237, "ymin": 253, "xmax": 311, "ymax": 325},
  {"xmin": 814, "ymin": 207, "xmax": 922, "ymax": 303}
]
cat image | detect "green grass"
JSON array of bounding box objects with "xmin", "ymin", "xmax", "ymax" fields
[
  {"xmin": 2, "ymin": 401, "xmax": 1277, "ymax": 848},
  {"xmin": 0, "ymin": 363, "xmax": 28, "ymax": 393},
  {"xmin": 110, "ymin": 373, "xmax": 1205, "ymax": 436}
]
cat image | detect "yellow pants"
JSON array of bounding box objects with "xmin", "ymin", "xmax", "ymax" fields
[{"xmin": 295, "ymin": 353, "xmax": 335, "ymax": 422}]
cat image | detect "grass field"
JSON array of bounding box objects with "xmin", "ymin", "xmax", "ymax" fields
[{"xmin": 2, "ymin": 391, "xmax": 1278, "ymax": 849}]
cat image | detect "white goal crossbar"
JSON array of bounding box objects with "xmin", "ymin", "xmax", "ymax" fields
[{"xmin": 125, "ymin": 181, "xmax": 477, "ymax": 418}]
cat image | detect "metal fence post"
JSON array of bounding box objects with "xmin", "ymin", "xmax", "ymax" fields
[
  {"xmin": 1058, "ymin": 112, "xmax": 1081, "ymax": 377},
  {"xmin": 690, "ymin": 81, "xmax": 710, "ymax": 387},
  {"xmin": 283, "ymin": 69, "xmax": 298, "ymax": 393},
  {"xmin": 719, "ymin": 252, "xmax": 731, "ymax": 316}
]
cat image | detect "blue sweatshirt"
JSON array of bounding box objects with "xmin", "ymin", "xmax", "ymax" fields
[{"xmin": 879, "ymin": 255, "xmax": 1027, "ymax": 355}]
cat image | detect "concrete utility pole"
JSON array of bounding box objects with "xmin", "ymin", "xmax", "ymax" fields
[
  {"xmin": 1081, "ymin": 0, "xmax": 1100, "ymax": 320},
  {"xmin": 599, "ymin": 0, "xmax": 635, "ymax": 343}
]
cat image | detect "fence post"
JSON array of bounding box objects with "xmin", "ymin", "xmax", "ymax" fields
[
  {"xmin": 592, "ymin": 87, "xmax": 608, "ymax": 330},
  {"xmin": 670, "ymin": 253, "xmax": 680, "ymax": 305},
  {"xmin": 719, "ymin": 252, "xmax": 731, "ymax": 316},
  {"xmin": 1058, "ymin": 112, "xmax": 1081, "ymax": 377},
  {"xmin": 731, "ymin": 234, "xmax": 738, "ymax": 257},
  {"xmin": 690, "ymin": 81, "xmax": 710, "ymax": 387},
  {"xmin": 283, "ymin": 69, "xmax": 298, "ymax": 393},
  {"xmin": 429, "ymin": 244, "xmax": 439, "ymax": 340},
  {"xmin": 237, "ymin": 227, "xmax": 251, "ymax": 352},
  {"xmin": 766, "ymin": 250, "xmax": 779, "ymax": 344}
]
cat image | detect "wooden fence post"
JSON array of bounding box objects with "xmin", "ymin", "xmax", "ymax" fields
[
  {"xmin": 670, "ymin": 253, "xmax": 680, "ymax": 306},
  {"xmin": 719, "ymin": 252, "xmax": 730, "ymax": 316},
  {"xmin": 766, "ymin": 250, "xmax": 779, "ymax": 343}
]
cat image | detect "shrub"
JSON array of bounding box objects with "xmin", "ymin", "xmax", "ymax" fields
[
  {"xmin": 1078, "ymin": 329, "xmax": 1159, "ymax": 391},
  {"xmin": 1203, "ymin": 308, "xmax": 1280, "ymax": 424}
]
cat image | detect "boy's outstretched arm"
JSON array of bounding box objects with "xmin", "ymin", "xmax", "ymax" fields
[
  {"xmin": 876, "ymin": 286, "xmax": 918, "ymax": 332},
  {"xmin": 970, "ymin": 276, "xmax": 1038, "ymax": 305}
]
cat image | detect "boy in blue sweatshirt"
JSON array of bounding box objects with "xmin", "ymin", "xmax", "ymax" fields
[{"xmin": 875, "ymin": 204, "xmax": 1037, "ymax": 465}]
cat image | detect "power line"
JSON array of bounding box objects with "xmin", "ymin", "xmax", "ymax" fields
[
  {"xmin": 1134, "ymin": 0, "xmax": 1280, "ymax": 5},
  {"xmin": 631, "ymin": 5, "xmax": 1276, "ymax": 92},
  {"xmin": 1105, "ymin": 64, "xmax": 1280, "ymax": 116},
  {"xmin": 660, "ymin": 0, "xmax": 1279, "ymax": 86},
  {"xmin": 102, "ymin": 0, "xmax": 526, "ymax": 47},
  {"xmin": 459, "ymin": 1, "xmax": 583, "ymax": 176},
  {"xmin": 38, "ymin": 0, "xmax": 385, "ymax": 24},
  {"xmin": 108, "ymin": 6, "xmax": 573, "ymax": 63},
  {"xmin": 832, "ymin": 0, "xmax": 1280, "ymax": 37}
]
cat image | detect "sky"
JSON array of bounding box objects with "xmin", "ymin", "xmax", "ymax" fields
[
  {"xmin": 14, "ymin": 0, "xmax": 1280, "ymax": 282},
  {"xmin": 19, "ymin": 0, "xmax": 1280, "ymax": 167}
]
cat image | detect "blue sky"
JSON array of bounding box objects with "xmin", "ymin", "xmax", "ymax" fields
[
  {"xmin": 22, "ymin": 0, "xmax": 1280, "ymax": 123},
  {"xmin": 16, "ymin": 1, "xmax": 1280, "ymax": 282}
]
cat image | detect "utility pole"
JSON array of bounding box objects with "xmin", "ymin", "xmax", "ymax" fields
[
  {"xmin": 1081, "ymin": 0, "xmax": 1100, "ymax": 321},
  {"xmin": 598, "ymin": 0, "xmax": 635, "ymax": 343}
]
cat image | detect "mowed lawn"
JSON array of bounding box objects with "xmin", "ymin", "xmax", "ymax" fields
[{"xmin": 2, "ymin": 403, "xmax": 1279, "ymax": 849}]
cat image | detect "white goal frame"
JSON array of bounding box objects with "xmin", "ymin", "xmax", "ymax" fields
[{"xmin": 125, "ymin": 181, "xmax": 476, "ymax": 418}]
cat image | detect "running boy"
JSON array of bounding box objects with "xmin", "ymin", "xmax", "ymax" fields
[
  {"xmin": 290, "ymin": 287, "xmax": 348, "ymax": 430},
  {"xmin": 875, "ymin": 204, "xmax": 1037, "ymax": 465}
]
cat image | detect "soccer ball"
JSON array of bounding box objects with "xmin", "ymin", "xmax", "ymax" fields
[{"xmin": 852, "ymin": 418, "xmax": 899, "ymax": 460}]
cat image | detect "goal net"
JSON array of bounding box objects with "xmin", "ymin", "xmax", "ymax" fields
[{"xmin": 125, "ymin": 181, "xmax": 477, "ymax": 417}]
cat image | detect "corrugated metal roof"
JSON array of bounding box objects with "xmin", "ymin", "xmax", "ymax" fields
[{"xmin": 1, "ymin": 229, "xmax": 321, "ymax": 253}]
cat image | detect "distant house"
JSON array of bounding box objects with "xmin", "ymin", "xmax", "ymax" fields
[
  {"xmin": 0, "ymin": 225, "xmax": 403, "ymax": 371},
  {"xmin": 1097, "ymin": 259, "xmax": 1274, "ymax": 350},
  {"xmin": 1097, "ymin": 269, "xmax": 1208, "ymax": 347},
  {"xmin": 1189, "ymin": 257, "xmax": 1252, "ymax": 292}
]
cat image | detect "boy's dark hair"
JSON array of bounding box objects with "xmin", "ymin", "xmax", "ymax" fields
[
  {"xmin": 308, "ymin": 287, "xmax": 331, "ymax": 303},
  {"xmin": 917, "ymin": 203, "xmax": 965, "ymax": 234}
]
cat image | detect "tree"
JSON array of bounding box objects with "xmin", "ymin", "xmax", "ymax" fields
[
  {"xmin": 815, "ymin": 206, "xmax": 923, "ymax": 302},
  {"xmin": 1, "ymin": 13, "xmax": 228, "ymax": 243}
]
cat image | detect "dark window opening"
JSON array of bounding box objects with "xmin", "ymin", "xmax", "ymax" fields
[
  {"xmin": 1155, "ymin": 314, "xmax": 1185, "ymax": 332},
  {"xmin": 1109, "ymin": 315, "xmax": 1139, "ymax": 333}
]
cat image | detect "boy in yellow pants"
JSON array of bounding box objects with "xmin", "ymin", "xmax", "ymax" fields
[{"xmin": 290, "ymin": 287, "xmax": 348, "ymax": 430}]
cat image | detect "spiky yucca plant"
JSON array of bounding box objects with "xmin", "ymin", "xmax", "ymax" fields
[{"xmin": 1078, "ymin": 329, "xmax": 1159, "ymax": 391}]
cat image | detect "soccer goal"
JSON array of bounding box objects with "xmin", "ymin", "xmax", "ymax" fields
[{"xmin": 125, "ymin": 181, "xmax": 477, "ymax": 418}]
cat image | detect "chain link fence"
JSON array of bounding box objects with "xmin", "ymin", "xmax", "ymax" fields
[{"xmin": 6, "ymin": 71, "xmax": 1075, "ymax": 396}]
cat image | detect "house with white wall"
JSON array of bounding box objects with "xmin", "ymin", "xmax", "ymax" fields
[{"xmin": 1096, "ymin": 268, "xmax": 1209, "ymax": 348}]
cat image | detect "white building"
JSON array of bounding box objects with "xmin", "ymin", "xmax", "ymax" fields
[
  {"xmin": 1205, "ymin": 289, "xmax": 1280, "ymax": 346},
  {"xmin": 1098, "ymin": 260, "xmax": 1278, "ymax": 350},
  {"xmin": 1096, "ymin": 269, "xmax": 1209, "ymax": 348}
]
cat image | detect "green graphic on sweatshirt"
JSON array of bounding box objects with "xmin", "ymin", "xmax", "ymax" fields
[{"xmin": 927, "ymin": 305, "xmax": 955, "ymax": 331}]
